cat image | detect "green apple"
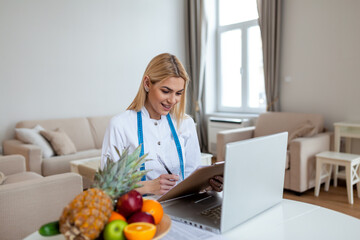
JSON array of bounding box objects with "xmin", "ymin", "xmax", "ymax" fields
[{"xmin": 103, "ymin": 220, "xmax": 128, "ymax": 240}]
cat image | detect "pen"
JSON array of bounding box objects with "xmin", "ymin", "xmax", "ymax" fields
[{"xmin": 156, "ymin": 155, "xmax": 173, "ymax": 175}]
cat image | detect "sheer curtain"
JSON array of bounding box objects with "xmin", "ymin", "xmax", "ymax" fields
[
  {"xmin": 185, "ymin": 0, "xmax": 208, "ymax": 152},
  {"xmin": 257, "ymin": 0, "xmax": 282, "ymax": 111}
]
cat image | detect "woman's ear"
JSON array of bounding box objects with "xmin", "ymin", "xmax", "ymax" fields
[{"xmin": 143, "ymin": 76, "xmax": 150, "ymax": 92}]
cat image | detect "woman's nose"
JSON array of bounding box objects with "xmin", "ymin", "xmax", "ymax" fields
[{"xmin": 168, "ymin": 94, "xmax": 178, "ymax": 104}]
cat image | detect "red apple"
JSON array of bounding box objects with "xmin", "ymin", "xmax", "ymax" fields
[
  {"xmin": 116, "ymin": 190, "xmax": 143, "ymax": 217},
  {"xmin": 127, "ymin": 211, "xmax": 155, "ymax": 224}
]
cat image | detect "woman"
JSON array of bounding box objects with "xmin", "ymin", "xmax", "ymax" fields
[{"xmin": 101, "ymin": 53, "xmax": 222, "ymax": 196}]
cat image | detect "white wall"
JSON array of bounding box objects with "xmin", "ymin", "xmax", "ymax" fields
[
  {"xmin": 0, "ymin": 0, "xmax": 187, "ymax": 150},
  {"xmin": 280, "ymin": 0, "xmax": 360, "ymax": 131}
]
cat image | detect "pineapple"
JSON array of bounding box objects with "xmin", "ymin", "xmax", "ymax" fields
[{"xmin": 59, "ymin": 145, "xmax": 150, "ymax": 240}]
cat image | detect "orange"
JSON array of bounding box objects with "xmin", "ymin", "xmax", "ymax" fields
[
  {"xmin": 108, "ymin": 211, "xmax": 126, "ymax": 223},
  {"xmin": 124, "ymin": 222, "xmax": 156, "ymax": 240},
  {"xmin": 141, "ymin": 199, "xmax": 164, "ymax": 224}
]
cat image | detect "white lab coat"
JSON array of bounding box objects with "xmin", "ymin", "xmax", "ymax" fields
[{"xmin": 101, "ymin": 107, "xmax": 201, "ymax": 181}]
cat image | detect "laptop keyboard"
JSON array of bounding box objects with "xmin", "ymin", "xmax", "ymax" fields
[{"xmin": 201, "ymin": 205, "xmax": 222, "ymax": 220}]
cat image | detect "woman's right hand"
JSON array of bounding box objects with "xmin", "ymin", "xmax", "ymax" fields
[{"xmin": 137, "ymin": 174, "xmax": 179, "ymax": 196}]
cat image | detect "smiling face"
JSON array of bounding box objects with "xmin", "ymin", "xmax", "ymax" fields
[{"xmin": 144, "ymin": 76, "xmax": 185, "ymax": 120}]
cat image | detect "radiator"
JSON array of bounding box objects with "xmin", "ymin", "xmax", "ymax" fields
[{"xmin": 207, "ymin": 117, "xmax": 250, "ymax": 156}]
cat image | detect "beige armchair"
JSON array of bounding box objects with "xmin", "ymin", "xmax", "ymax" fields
[
  {"xmin": 0, "ymin": 155, "xmax": 83, "ymax": 240},
  {"xmin": 217, "ymin": 112, "xmax": 332, "ymax": 193}
]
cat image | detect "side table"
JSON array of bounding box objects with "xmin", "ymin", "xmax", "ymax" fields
[
  {"xmin": 70, "ymin": 157, "xmax": 100, "ymax": 189},
  {"xmin": 334, "ymin": 121, "xmax": 360, "ymax": 186},
  {"xmin": 201, "ymin": 152, "xmax": 213, "ymax": 165},
  {"xmin": 315, "ymin": 151, "xmax": 360, "ymax": 204}
]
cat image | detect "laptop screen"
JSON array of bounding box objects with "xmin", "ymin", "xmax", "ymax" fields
[{"xmin": 220, "ymin": 132, "xmax": 288, "ymax": 232}]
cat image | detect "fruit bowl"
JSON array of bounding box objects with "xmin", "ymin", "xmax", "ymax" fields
[
  {"xmin": 153, "ymin": 214, "xmax": 171, "ymax": 240},
  {"xmin": 26, "ymin": 214, "xmax": 171, "ymax": 240},
  {"xmin": 32, "ymin": 147, "xmax": 170, "ymax": 240}
]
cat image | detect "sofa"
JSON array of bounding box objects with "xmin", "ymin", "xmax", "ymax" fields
[
  {"xmin": 216, "ymin": 112, "xmax": 333, "ymax": 193},
  {"xmin": 0, "ymin": 154, "xmax": 82, "ymax": 240},
  {"xmin": 2, "ymin": 115, "xmax": 112, "ymax": 179}
]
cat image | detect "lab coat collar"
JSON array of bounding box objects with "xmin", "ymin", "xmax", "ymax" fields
[{"xmin": 140, "ymin": 106, "xmax": 166, "ymax": 122}]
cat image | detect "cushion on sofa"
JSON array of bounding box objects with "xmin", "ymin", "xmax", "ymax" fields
[
  {"xmin": 254, "ymin": 112, "xmax": 324, "ymax": 138},
  {"xmin": 88, "ymin": 115, "xmax": 113, "ymax": 149},
  {"xmin": 15, "ymin": 125, "xmax": 54, "ymax": 158},
  {"xmin": 16, "ymin": 118, "xmax": 96, "ymax": 151},
  {"xmin": 42, "ymin": 149, "xmax": 101, "ymax": 176},
  {"xmin": 0, "ymin": 172, "xmax": 6, "ymax": 185},
  {"xmin": 287, "ymin": 120, "xmax": 316, "ymax": 147},
  {"xmin": 4, "ymin": 172, "xmax": 43, "ymax": 184},
  {"xmin": 40, "ymin": 128, "xmax": 77, "ymax": 155}
]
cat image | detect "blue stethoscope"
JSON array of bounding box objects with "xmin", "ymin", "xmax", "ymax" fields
[{"xmin": 137, "ymin": 111, "xmax": 184, "ymax": 181}]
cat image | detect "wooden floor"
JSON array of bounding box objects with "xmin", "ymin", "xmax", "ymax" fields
[{"xmin": 283, "ymin": 180, "xmax": 360, "ymax": 219}]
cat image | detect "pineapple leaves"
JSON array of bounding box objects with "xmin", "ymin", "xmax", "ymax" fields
[{"xmin": 92, "ymin": 145, "xmax": 152, "ymax": 200}]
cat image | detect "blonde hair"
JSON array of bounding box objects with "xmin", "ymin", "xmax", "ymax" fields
[{"xmin": 127, "ymin": 53, "xmax": 190, "ymax": 123}]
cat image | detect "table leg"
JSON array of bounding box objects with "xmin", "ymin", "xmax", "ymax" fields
[
  {"xmin": 325, "ymin": 164, "xmax": 333, "ymax": 191},
  {"xmin": 334, "ymin": 126, "xmax": 340, "ymax": 187},
  {"xmin": 345, "ymin": 137, "xmax": 352, "ymax": 153},
  {"xmin": 345, "ymin": 164, "xmax": 354, "ymax": 204},
  {"xmin": 334, "ymin": 164, "xmax": 338, "ymax": 187},
  {"xmin": 356, "ymin": 163, "xmax": 360, "ymax": 199},
  {"xmin": 314, "ymin": 159, "xmax": 322, "ymax": 197},
  {"xmin": 334, "ymin": 126, "xmax": 340, "ymax": 152}
]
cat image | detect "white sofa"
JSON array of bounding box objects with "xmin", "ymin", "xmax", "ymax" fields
[
  {"xmin": 2, "ymin": 116, "xmax": 112, "ymax": 177},
  {"xmin": 0, "ymin": 155, "xmax": 82, "ymax": 240}
]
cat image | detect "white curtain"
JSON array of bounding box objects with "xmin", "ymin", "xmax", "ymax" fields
[{"xmin": 185, "ymin": 0, "xmax": 208, "ymax": 151}]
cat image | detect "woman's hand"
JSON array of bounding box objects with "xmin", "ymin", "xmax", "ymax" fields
[
  {"xmin": 199, "ymin": 175, "xmax": 224, "ymax": 193},
  {"xmin": 209, "ymin": 175, "xmax": 224, "ymax": 192},
  {"xmin": 136, "ymin": 174, "xmax": 179, "ymax": 196}
]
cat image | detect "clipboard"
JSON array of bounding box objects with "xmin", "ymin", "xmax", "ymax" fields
[{"xmin": 158, "ymin": 162, "xmax": 224, "ymax": 202}]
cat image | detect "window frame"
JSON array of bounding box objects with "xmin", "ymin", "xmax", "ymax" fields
[{"xmin": 216, "ymin": 2, "xmax": 265, "ymax": 114}]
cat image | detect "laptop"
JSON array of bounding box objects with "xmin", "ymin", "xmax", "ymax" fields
[{"xmin": 161, "ymin": 132, "xmax": 288, "ymax": 233}]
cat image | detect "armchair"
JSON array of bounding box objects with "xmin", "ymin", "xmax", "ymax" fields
[
  {"xmin": 0, "ymin": 155, "xmax": 82, "ymax": 240},
  {"xmin": 216, "ymin": 112, "xmax": 332, "ymax": 193}
]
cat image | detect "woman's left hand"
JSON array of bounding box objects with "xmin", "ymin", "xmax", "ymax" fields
[{"xmin": 209, "ymin": 175, "xmax": 224, "ymax": 192}]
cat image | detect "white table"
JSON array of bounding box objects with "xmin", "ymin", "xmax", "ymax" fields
[
  {"xmin": 25, "ymin": 199, "xmax": 360, "ymax": 240},
  {"xmin": 221, "ymin": 199, "xmax": 360, "ymax": 240},
  {"xmin": 334, "ymin": 121, "xmax": 360, "ymax": 153}
]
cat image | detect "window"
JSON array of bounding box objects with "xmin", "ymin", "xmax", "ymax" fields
[{"xmin": 216, "ymin": 0, "xmax": 265, "ymax": 113}]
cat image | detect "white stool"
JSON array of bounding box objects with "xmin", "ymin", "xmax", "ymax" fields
[{"xmin": 314, "ymin": 151, "xmax": 360, "ymax": 204}]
